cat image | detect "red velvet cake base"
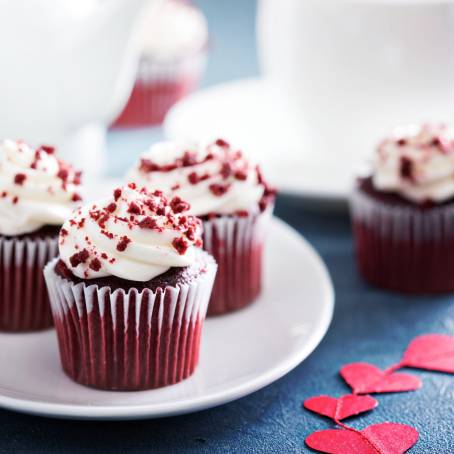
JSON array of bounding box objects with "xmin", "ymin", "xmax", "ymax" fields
[
  {"xmin": 351, "ymin": 178, "xmax": 454, "ymax": 294},
  {"xmin": 0, "ymin": 228, "xmax": 58, "ymax": 331},
  {"xmin": 202, "ymin": 207, "xmax": 272, "ymax": 316},
  {"xmin": 44, "ymin": 253, "xmax": 216, "ymax": 391}
]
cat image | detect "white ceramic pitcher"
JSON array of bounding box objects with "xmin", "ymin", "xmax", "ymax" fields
[
  {"xmin": 258, "ymin": 0, "xmax": 454, "ymax": 160},
  {"xmin": 0, "ymin": 0, "xmax": 153, "ymax": 175}
]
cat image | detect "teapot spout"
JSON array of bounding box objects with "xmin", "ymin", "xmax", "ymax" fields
[{"xmin": 62, "ymin": 0, "xmax": 153, "ymax": 129}]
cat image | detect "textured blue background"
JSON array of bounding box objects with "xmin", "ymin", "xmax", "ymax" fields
[{"xmin": 2, "ymin": 1, "xmax": 454, "ymax": 452}]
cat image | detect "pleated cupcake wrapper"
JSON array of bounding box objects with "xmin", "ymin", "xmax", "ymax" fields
[
  {"xmin": 113, "ymin": 50, "xmax": 207, "ymax": 127},
  {"xmin": 351, "ymin": 186, "xmax": 454, "ymax": 293},
  {"xmin": 203, "ymin": 205, "xmax": 274, "ymax": 316},
  {"xmin": 0, "ymin": 235, "xmax": 57, "ymax": 331},
  {"xmin": 44, "ymin": 256, "xmax": 216, "ymax": 390}
]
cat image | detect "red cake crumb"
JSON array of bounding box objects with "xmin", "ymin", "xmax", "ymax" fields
[
  {"xmin": 215, "ymin": 138, "xmax": 230, "ymax": 148},
  {"xmin": 89, "ymin": 258, "xmax": 102, "ymax": 272},
  {"xmin": 57, "ymin": 167, "xmax": 69, "ymax": 181},
  {"xmin": 113, "ymin": 188, "xmax": 122, "ymax": 201},
  {"xmin": 12, "ymin": 196, "xmax": 18, "ymax": 204},
  {"xmin": 69, "ymin": 249, "xmax": 90, "ymax": 267},
  {"xmin": 172, "ymin": 237, "xmax": 189, "ymax": 255},
  {"xmin": 170, "ymin": 196, "xmax": 190, "ymax": 213},
  {"xmin": 400, "ymin": 157, "xmax": 413, "ymax": 180},
  {"xmin": 234, "ymin": 170, "xmax": 247, "ymax": 181},
  {"xmin": 127, "ymin": 201, "xmax": 142, "ymax": 215},
  {"xmin": 138, "ymin": 216, "xmax": 158, "ymax": 230},
  {"xmin": 185, "ymin": 228, "xmax": 196, "ymax": 241},
  {"xmin": 188, "ymin": 172, "xmax": 199, "ymax": 185},
  {"xmin": 106, "ymin": 202, "xmax": 117, "ymax": 213},
  {"xmin": 72, "ymin": 193, "xmax": 82, "ymax": 202},
  {"xmin": 221, "ymin": 162, "xmax": 233, "ymax": 179},
  {"xmin": 117, "ymin": 236, "xmax": 131, "ymax": 252},
  {"xmin": 14, "ymin": 173, "xmax": 26, "ymax": 185},
  {"xmin": 60, "ymin": 228, "xmax": 68, "ymax": 237},
  {"xmin": 182, "ymin": 151, "xmax": 197, "ymax": 167},
  {"xmin": 209, "ymin": 183, "xmax": 230, "ymax": 196},
  {"xmin": 39, "ymin": 145, "xmax": 55, "ymax": 154}
]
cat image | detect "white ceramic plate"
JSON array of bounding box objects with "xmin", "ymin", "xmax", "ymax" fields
[
  {"xmin": 164, "ymin": 78, "xmax": 362, "ymax": 201},
  {"xmin": 0, "ymin": 218, "xmax": 334, "ymax": 420}
]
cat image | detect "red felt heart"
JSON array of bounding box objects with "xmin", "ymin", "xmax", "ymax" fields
[
  {"xmin": 340, "ymin": 363, "xmax": 421, "ymax": 394},
  {"xmin": 401, "ymin": 334, "xmax": 454, "ymax": 373},
  {"xmin": 304, "ymin": 394, "xmax": 378, "ymax": 421},
  {"xmin": 306, "ymin": 423, "xmax": 419, "ymax": 454}
]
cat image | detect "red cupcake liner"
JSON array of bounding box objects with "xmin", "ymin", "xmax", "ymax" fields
[
  {"xmin": 202, "ymin": 206, "xmax": 273, "ymax": 316},
  {"xmin": 0, "ymin": 235, "xmax": 57, "ymax": 331},
  {"xmin": 351, "ymin": 186, "xmax": 454, "ymax": 293},
  {"xmin": 44, "ymin": 254, "xmax": 216, "ymax": 391},
  {"xmin": 112, "ymin": 51, "xmax": 207, "ymax": 127}
]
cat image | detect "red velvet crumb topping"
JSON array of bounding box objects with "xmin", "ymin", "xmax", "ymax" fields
[
  {"xmin": 172, "ymin": 237, "xmax": 189, "ymax": 255},
  {"xmin": 69, "ymin": 249, "xmax": 90, "ymax": 267},
  {"xmin": 116, "ymin": 236, "xmax": 131, "ymax": 252},
  {"xmin": 209, "ymin": 183, "xmax": 230, "ymax": 196},
  {"xmin": 14, "ymin": 173, "xmax": 26, "ymax": 185}
]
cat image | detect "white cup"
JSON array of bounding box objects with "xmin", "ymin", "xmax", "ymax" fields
[{"xmin": 257, "ymin": 0, "xmax": 454, "ymax": 159}]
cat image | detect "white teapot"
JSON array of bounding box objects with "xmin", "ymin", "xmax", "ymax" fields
[
  {"xmin": 0, "ymin": 0, "xmax": 152, "ymax": 175},
  {"xmin": 258, "ymin": 0, "xmax": 454, "ymax": 162}
]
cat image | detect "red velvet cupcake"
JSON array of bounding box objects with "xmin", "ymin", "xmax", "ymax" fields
[
  {"xmin": 351, "ymin": 124, "xmax": 454, "ymax": 293},
  {"xmin": 44, "ymin": 185, "xmax": 216, "ymax": 390},
  {"xmin": 127, "ymin": 139, "xmax": 276, "ymax": 315},
  {"xmin": 113, "ymin": 0, "xmax": 208, "ymax": 127},
  {"xmin": 0, "ymin": 139, "xmax": 82, "ymax": 331}
]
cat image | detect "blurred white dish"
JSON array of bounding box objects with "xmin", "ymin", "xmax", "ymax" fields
[
  {"xmin": 164, "ymin": 78, "xmax": 358, "ymax": 200},
  {"xmin": 0, "ymin": 218, "xmax": 333, "ymax": 420},
  {"xmin": 257, "ymin": 0, "xmax": 454, "ymax": 185},
  {"xmin": 0, "ymin": 0, "xmax": 150, "ymax": 177}
]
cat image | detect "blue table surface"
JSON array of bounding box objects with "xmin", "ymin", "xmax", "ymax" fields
[{"xmin": 2, "ymin": 1, "xmax": 454, "ymax": 452}]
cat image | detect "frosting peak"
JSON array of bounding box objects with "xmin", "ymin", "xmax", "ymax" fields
[
  {"xmin": 59, "ymin": 185, "xmax": 203, "ymax": 281},
  {"xmin": 0, "ymin": 139, "xmax": 82, "ymax": 235},
  {"xmin": 372, "ymin": 124, "xmax": 454, "ymax": 204},
  {"xmin": 127, "ymin": 139, "xmax": 275, "ymax": 216}
]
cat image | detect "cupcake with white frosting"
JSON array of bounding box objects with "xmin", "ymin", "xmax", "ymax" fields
[
  {"xmin": 0, "ymin": 139, "xmax": 82, "ymax": 331},
  {"xmin": 113, "ymin": 0, "xmax": 208, "ymax": 127},
  {"xmin": 351, "ymin": 124, "xmax": 454, "ymax": 293},
  {"xmin": 44, "ymin": 184, "xmax": 216, "ymax": 390},
  {"xmin": 127, "ymin": 139, "xmax": 276, "ymax": 315}
]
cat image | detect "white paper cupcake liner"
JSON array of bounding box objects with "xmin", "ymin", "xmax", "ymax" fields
[
  {"xmin": 44, "ymin": 251, "xmax": 216, "ymax": 390},
  {"xmin": 0, "ymin": 234, "xmax": 57, "ymax": 331},
  {"xmin": 202, "ymin": 205, "xmax": 273, "ymax": 315},
  {"xmin": 351, "ymin": 185, "xmax": 454, "ymax": 293}
]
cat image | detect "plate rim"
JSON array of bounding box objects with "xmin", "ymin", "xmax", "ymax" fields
[{"xmin": 0, "ymin": 218, "xmax": 334, "ymax": 420}]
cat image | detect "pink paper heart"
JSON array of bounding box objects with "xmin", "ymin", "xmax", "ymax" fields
[
  {"xmin": 340, "ymin": 363, "xmax": 421, "ymax": 394},
  {"xmin": 402, "ymin": 334, "xmax": 454, "ymax": 373},
  {"xmin": 304, "ymin": 394, "xmax": 378, "ymax": 421},
  {"xmin": 306, "ymin": 423, "xmax": 419, "ymax": 454}
]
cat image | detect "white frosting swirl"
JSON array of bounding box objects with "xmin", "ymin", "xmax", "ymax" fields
[
  {"xmin": 127, "ymin": 140, "xmax": 273, "ymax": 217},
  {"xmin": 140, "ymin": 0, "xmax": 208, "ymax": 60},
  {"xmin": 0, "ymin": 139, "xmax": 82, "ymax": 236},
  {"xmin": 372, "ymin": 124, "xmax": 454, "ymax": 203},
  {"xmin": 59, "ymin": 185, "xmax": 203, "ymax": 281}
]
